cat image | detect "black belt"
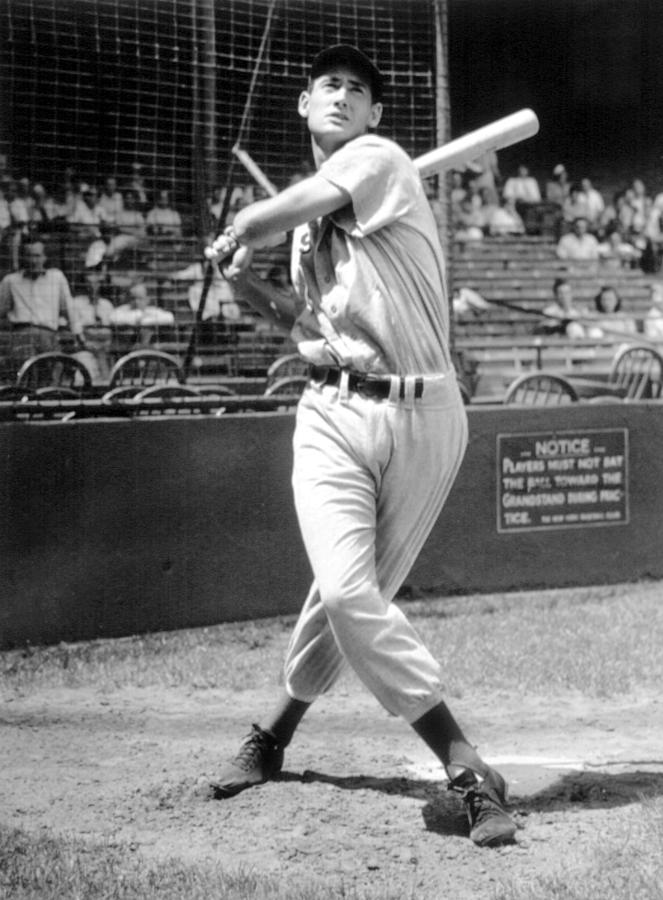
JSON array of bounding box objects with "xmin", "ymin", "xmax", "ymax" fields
[{"xmin": 309, "ymin": 366, "xmax": 424, "ymax": 400}]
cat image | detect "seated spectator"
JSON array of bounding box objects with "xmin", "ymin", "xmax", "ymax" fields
[
  {"xmin": 124, "ymin": 161, "xmax": 149, "ymax": 209},
  {"xmin": 545, "ymin": 164, "xmax": 570, "ymax": 206},
  {"xmin": 5, "ymin": 180, "xmax": 30, "ymax": 269},
  {"xmin": 579, "ymin": 178, "xmax": 605, "ymax": 231},
  {"xmin": 109, "ymin": 281, "xmax": 174, "ymax": 346},
  {"xmin": 643, "ymin": 282, "xmax": 663, "ymax": 341},
  {"xmin": 556, "ymin": 217, "xmax": 600, "ymax": 261},
  {"xmin": 98, "ymin": 176, "xmax": 124, "ymax": 225},
  {"xmin": 586, "ymin": 285, "xmax": 638, "ymax": 339},
  {"xmin": 71, "ymin": 269, "xmax": 115, "ymax": 382},
  {"xmin": 68, "ymin": 185, "xmax": 108, "ymax": 239},
  {"xmin": 485, "ymin": 197, "xmax": 525, "ymax": 236},
  {"xmin": 0, "ymin": 239, "xmax": 83, "ymax": 369},
  {"xmin": 598, "ymin": 230, "xmax": 642, "ymax": 269},
  {"xmin": 469, "ymin": 148, "xmax": 500, "ymax": 205},
  {"xmin": 537, "ymin": 277, "xmax": 588, "ymax": 338},
  {"xmin": 29, "ymin": 183, "xmax": 59, "ymax": 233},
  {"xmin": 453, "ymin": 197, "xmax": 484, "ymax": 242},
  {"xmin": 164, "ymin": 249, "xmax": 242, "ymax": 328},
  {"xmin": 502, "ymin": 164, "xmax": 541, "ymax": 215},
  {"xmin": 561, "ymin": 184, "xmax": 591, "ymax": 229},
  {"xmin": 104, "ymin": 189, "xmax": 147, "ymax": 262},
  {"xmin": 629, "ymin": 178, "xmax": 650, "ymax": 220},
  {"xmin": 145, "ymin": 189, "xmax": 182, "ymax": 238}
]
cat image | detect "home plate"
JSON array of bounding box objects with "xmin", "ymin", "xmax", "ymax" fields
[{"xmin": 404, "ymin": 754, "xmax": 587, "ymax": 795}]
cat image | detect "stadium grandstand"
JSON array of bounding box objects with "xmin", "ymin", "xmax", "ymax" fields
[{"xmin": 1, "ymin": 0, "xmax": 663, "ymax": 409}]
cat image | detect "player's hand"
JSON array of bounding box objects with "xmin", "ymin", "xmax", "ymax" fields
[
  {"xmin": 222, "ymin": 244, "xmax": 254, "ymax": 281},
  {"xmin": 204, "ymin": 228, "xmax": 240, "ymax": 264}
]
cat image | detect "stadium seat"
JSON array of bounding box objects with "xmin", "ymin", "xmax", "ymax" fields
[
  {"xmin": 503, "ymin": 371, "xmax": 579, "ymax": 405},
  {"xmin": 608, "ymin": 343, "xmax": 663, "ymax": 400},
  {"xmin": 16, "ymin": 352, "xmax": 93, "ymax": 396},
  {"xmin": 108, "ymin": 349, "xmax": 184, "ymax": 389}
]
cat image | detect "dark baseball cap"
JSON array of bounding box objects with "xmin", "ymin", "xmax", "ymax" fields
[{"xmin": 310, "ymin": 44, "xmax": 383, "ymax": 102}]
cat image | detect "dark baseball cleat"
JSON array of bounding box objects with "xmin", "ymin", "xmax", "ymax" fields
[
  {"xmin": 448, "ymin": 766, "xmax": 517, "ymax": 847},
  {"xmin": 209, "ymin": 724, "xmax": 284, "ymax": 798}
]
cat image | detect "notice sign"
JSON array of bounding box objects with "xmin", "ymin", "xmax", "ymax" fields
[{"xmin": 497, "ymin": 429, "xmax": 629, "ymax": 533}]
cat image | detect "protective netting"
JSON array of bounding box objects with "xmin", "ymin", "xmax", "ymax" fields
[{"xmin": 1, "ymin": 0, "xmax": 440, "ymax": 231}]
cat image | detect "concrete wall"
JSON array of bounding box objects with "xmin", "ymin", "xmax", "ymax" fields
[{"xmin": 2, "ymin": 402, "xmax": 662, "ymax": 648}]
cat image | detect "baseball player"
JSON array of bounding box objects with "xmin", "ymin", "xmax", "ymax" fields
[{"xmin": 206, "ymin": 45, "xmax": 516, "ymax": 847}]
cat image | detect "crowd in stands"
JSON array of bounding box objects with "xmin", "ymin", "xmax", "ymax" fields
[
  {"xmin": 2, "ymin": 152, "xmax": 663, "ymax": 393},
  {"xmin": 451, "ymin": 157, "xmax": 663, "ymax": 273},
  {"xmin": 0, "ymin": 157, "xmax": 293, "ymax": 384}
]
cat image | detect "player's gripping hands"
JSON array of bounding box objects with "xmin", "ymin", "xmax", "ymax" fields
[{"xmin": 204, "ymin": 227, "xmax": 254, "ymax": 280}]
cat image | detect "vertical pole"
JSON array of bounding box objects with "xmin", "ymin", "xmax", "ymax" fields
[{"xmin": 433, "ymin": 0, "xmax": 457, "ymax": 353}]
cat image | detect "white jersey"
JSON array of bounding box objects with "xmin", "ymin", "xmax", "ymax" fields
[{"xmin": 290, "ymin": 134, "xmax": 451, "ymax": 376}]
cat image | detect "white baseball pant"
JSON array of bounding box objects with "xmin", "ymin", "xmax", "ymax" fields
[{"xmin": 284, "ymin": 370, "xmax": 468, "ymax": 724}]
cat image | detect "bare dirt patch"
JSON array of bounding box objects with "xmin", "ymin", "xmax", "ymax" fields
[{"xmin": 3, "ymin": 675, "xmax": 662, "ymax": 899}]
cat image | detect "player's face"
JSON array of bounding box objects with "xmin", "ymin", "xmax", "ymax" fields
[{"xmin": 299, "ymin": 67, "xmax": 382, "ymax": 154}]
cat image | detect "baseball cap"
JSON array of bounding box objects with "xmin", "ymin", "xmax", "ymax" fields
[{"xmin": 310, "ymin": 44, "xmax": 383, "ymax": 102}]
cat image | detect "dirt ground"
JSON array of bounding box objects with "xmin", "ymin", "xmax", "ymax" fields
[{"xmin": 3, "ymin": 674, "xmax": 663, "ymax": 899}]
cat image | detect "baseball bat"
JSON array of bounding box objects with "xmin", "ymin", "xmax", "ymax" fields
[
  {"xmin": 415, "ymin": 108, "xmax": 539, "ymax": 178},
  {"xmin": 231, "ymin": 108, "xmax": 539, "ymax": 202}
]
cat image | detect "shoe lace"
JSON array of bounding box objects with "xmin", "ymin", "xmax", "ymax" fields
[
  {"xmin": 448, "ymin": 771, "xmax": 506, "ymax": 826},
  {"xmin": 233, "ymin": 724, "xmax": 276, "ymax": 772}
]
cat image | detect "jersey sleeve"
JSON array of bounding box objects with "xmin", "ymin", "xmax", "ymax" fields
[{"xmin": 317, "ymin": 135, "xmax": 419, "ymax": 237}]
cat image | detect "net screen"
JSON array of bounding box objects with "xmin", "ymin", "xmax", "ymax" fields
[{"xmin": 1, "ymin": 0, "xmax": 440, "ymax": 229}]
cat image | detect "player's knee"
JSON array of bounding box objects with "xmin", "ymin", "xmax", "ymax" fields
[{"xmin": 320, "ymin": 579, "xmax": 381, "ymax": 620}]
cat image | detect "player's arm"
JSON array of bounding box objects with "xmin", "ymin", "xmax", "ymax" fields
[{"xmin": 207, "ymin": 174, "xmax": 350, "ymax": 263}]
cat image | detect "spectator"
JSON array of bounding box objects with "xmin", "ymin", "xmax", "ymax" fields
[
  {"xmin": 71, "ymin": 269, "xmax": 115, "ymax": 382},
  {"xmin": 556, "ymin": 216, "xmax": 601, "ymax": 261},
  {"xmin": 643, "ymin": 282, "xmax": 663, "ymax": 341},
  {"xmin": 145, "ymin": 189, "xmax": 182, "ymax": 238},
  {"xmin": 545, "ymin": 164, "xmax": 571, "ymax": 206},
  {"xmin": 164, "ymin": 249, "xmax": 242, "ymax": 330},
  {"xmin": 598, "ymin": 230, "xmax": 642, "ymax": 269},
  {"xmin": 579, "ymin": 178, "xmax": 605, "ymax": 231},
  {"xmin": 629, "ymin": 178, "xmax": 650, "ymax": 220},
  {"xmin": 485, "ymin": 196, "xmax": 525, "ymax": 236},
  {"xmin": 5, "ymin": 180, "xmax": 30, "ymax": 270},
  {"xmin": 586, "ymin": 285, "xmax": 638, "ymax": 340},
  {"xmin": 29, "ymin": 183, "xmax": 59, "ymax": 233},
  {"xmin": 453, "ymin": 196, "xmax": 484, "ymax": 242},
  {"xmin": 68, "ymin": 185, "xmax": 108, "ymax": 239},
  {"xmin": 469, "ymin": 148, "xmax": 500, "ymax": 205},
  {"xmin": 104, "ymin": 189, "xmax": 147, "ymax": 262},
  {"xmin": 561, "ymin": 183, "xmax": 591, "ymax": 229},
  {"xmin": 98, "ymin": 176, "xmax": 124, "ymax": 226},
  {"xmin": 502, "ymin": 164, "xmax": 541, "ymax": 207},
  {"xmin": 537, "ymin": 277, "xmax": 588, "ymax": 338},
  {"xmin": 124, "ymin": 161, "xmax": 149, "ymax": 209},
  {"xmin": 0, "ymin": 239, "xmax": 83, "ymax": 369},
  {"xmin": 109, "ymin": 280, "xmax": 174, "ymax": 346}
]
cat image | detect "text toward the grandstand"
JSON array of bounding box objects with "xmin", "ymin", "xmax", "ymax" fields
[{"xmin": 496, "ymin": 429, "xmax": 629, "ymax": 532}]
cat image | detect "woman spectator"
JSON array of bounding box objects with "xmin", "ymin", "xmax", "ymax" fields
[{"xmin": 586, "ymin": 286, "xmax": 638, "ymax": 340}]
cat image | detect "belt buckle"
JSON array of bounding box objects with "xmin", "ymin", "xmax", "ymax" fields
[{"xmin": 355, "ymin": 373, "xmax": 387, "ymax": 400}]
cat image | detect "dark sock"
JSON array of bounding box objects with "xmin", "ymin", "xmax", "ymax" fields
[
  {"xmin": 264, "ymin": 692, "xmax": 311, "ymax": 747},
  {"xmin": 411, "ymin": 700, "xmax": 488, "ymax": 780}
]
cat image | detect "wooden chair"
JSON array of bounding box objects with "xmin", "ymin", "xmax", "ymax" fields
[
  {"xmin": 108, "ymin": 349, "xmax": 184, "ymax": 389},
  {"xmin": 503, "ymin": 372, "xmax": 579, "ymax": 406},
  {"xmin": 265, "ymin": 353, "xmax": 309, "ymax": 388},
  {"xmin": 15, "ymin": 352, "xmax": 92, "ymax": 396},
  {"xmin": 263, "ymin": 375, "xmax": 309, "ymax": 397},
  {"xmin": 608, "ymin": 343, "xmax": 663, "ymax": 400}
]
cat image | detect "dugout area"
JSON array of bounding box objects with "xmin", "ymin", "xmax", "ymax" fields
[{"xmin": 1, "ymin": 401, "xmax": 661, "ymax": 649}]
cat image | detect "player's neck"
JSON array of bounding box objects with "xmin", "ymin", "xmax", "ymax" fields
[{"xmin": 310, "ymin": 131, "xmax": 366, "ymax": 168}]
